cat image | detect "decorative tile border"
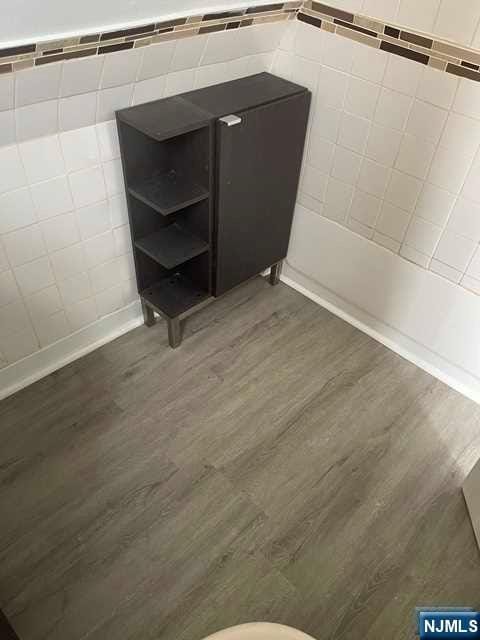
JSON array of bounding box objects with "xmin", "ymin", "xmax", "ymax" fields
[
  {"xmin": 299, "ymin": 1, "xmax": 480, "ymax": 82},
  {"xmin": 0, "ymin": 2, "xmax": 300, "ymax": 74},
  {"xmin": 2, "ymin": 0, "xmax": 480, "ymax": 82}
]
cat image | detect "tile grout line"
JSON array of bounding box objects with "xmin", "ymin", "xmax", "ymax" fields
[
  {"xmin": 427, "ymin": 79, "xmax": 480, "ymax": 283},
  {"xmin": 423, "ymin": 77, "xmax": 465, "ymax": 272},
  {"xmin": 349, "ymin": 53, "xmax": 398, "ymax": 236},
  {"xmin": 397, "ymin": 70, "xmax": 456, "ymax": 268},
  {"xmin": 7, "ymin": 141, "xmax": 46, "ymax": 351},
  {"xmin": 430, "ymin": 1, "xmax": 443, "ymax": 53},
  {"xmin": 371, "ymin": 81, "xmax": 413, "ymax": 245},
  {"xmin": 55, "ymin": 126, "xmax": 88, "ymax": 334}
]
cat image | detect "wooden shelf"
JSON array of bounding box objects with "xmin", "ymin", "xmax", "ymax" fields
[
  {"xmin": 129, "ymin": 170, "xmax": 209, "ymax": 216},
  {"xmin": 134, "ymin": 224, "xmax": 209, "ymax": 270},
  {"xmin": 141, "ymin": 273, "xmax": 211, "ymax": 319}
]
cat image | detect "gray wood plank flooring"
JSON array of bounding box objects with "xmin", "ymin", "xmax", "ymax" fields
[{"xmin": 0, "ymin": 276, "xmax": 479, "ymax": 640}]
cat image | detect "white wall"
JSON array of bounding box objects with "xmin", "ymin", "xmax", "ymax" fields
[
  {"xmin": 326, "ymin": 0, "xmax": 480, "ymax": 48},
  {"xmin": 273, "ymin": 20, "xmax": 480, "ymax": 401},
  {"xmin": 0, "ymin": 0, "xmax": 277, "ymax": 47}
]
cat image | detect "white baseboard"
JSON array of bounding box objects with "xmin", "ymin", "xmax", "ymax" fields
[
  {"xmin": 281, "ymin": 263, "xmax": 480, "ymax": 406},
  {"xmin": 0, "ymin": 301, "xmax": 144, "ymax": 401}
]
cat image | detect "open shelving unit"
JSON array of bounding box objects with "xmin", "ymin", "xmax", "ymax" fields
[
  {"xmin": 116, "ymin": 95, "xmax": 214, "ymax": 347},
  {"xmin": 116, "ymin": 73, "xmax": 311, "ymax": 349}
]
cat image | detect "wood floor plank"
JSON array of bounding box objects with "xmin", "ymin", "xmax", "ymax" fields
[
  {"xmin": 27, "ymin": 468, "xmax": 263, "ymax": 640},
  {"xmin": 0, "ymin": 277, "xmax": 479, "ymax": 640}
]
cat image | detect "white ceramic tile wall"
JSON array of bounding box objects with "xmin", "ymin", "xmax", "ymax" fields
[
  {"xmin": 0, "ymin": 24, "xmax": 282, "ymax": 370},
  {"xmin": 0, "ymin": 125, "xmax": 137, "ymax": 361},
  {"xmin": 0, "ymin": 23, "xmax": 283, "ymax": 149},
  {"xmin": 326, "ymin": 0, "xmax": 480, "ymax": 48},
  {"xmin": 274, "ymin": 20, "xmax": 480, "ymax": 297}
]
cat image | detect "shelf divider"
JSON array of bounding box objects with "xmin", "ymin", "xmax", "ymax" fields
[
  {"xmin": 129, "ymin": 170, "xmax": 209, "ymax": 216},
  {"xmin": 141, "ymin": 273, "xmax": 211, "ymax": 319},
  {"xmin": 134, "ymin": 224, "xmax": 209, "ymax": 270}
]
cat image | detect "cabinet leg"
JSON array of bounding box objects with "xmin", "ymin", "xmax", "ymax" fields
[
  {"xmin": 269, "ymin": 261, "xmax": 282, "ymax": 286},
  {"xmin": 142, "ymin": 301, "xmax": 155, "ymax": 327},
  {"xmin": 168, "ymin": 317, "xmax": 182, "ymax": 349}
]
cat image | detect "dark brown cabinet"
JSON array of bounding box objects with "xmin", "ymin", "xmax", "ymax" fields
[{"xmin": 117, "ymin": 72, "xmax": 310, "ymax": 348}]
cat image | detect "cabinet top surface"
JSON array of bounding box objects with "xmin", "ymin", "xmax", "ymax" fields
[
  {"xmin": 116, "ymin": 95, "xmax": 212, "ymax": 141},
  {"xmin": 182, "ymin": 72, "xmax": 307, "ymax": 118},
  {"xmin": 116, "ymin": 73, "xmax": 308, "ymax": 139}
]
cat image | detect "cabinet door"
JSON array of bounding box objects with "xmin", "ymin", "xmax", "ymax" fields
[{"xmin": 214, "ymin": 91, "xmax": 310, "ymax": 296}]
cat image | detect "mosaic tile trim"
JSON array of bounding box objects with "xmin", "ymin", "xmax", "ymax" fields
[
  {"xmin": 0, "ymin": 2, "xmax": 300, "ymax": 74},
  {"xmin": 2, "ymin": 0, "xmax": 480, "ymax": 80},
  {"xmin": 1, "ymin": 0, "xmax": 480, "ymax": 80},
  {"xmin": 300, "ymin": 1, "xmax": 480, "ymax": 82}
]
